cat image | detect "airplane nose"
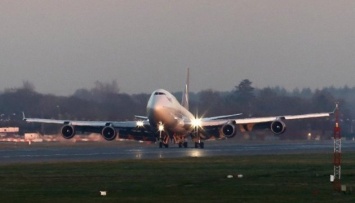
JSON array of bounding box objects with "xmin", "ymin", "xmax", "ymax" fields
[
  {"xmin": 147, "ymin": 96, "xmax": 165, "ymax": 117},
  {"xmin": 148, "ymin": 95, "xmax": 166, "ymax": 108}
]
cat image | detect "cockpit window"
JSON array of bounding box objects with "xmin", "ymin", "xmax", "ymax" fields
[{"xmin": 154, "ymin": 92, "xmax": 165, "ymax": 95}]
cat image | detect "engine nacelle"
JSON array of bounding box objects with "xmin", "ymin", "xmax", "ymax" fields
[
  {"xmin": 271, "ymin": 120, "xmax": 286, "ymax": 135},
  {"xmin": 221, "ymin": 123, "xmax": 236, "ymax": 138},
  {"xmin": 61, "ymin": 125, "xmax": 75, "ymax": 139},
  {"xmin": 101, "ymin": 126, "xmax": 117, "ymax": 141}
]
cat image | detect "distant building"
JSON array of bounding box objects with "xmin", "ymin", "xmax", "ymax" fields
[
  {"xmin": 0, "ymin": 127, "xmax": 19, "ymax": 137},
  {"xmin": 24, "ymin": 133, "xmax": 41, "ymax": 140}
]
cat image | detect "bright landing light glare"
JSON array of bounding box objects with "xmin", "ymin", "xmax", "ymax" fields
[
  {"xmin": 191, "ymin": 118, "xmax": 202, "ymax": 128},
  {"xmin": 158, "ymin": 124, "xmax": 164, "ymax": 131},
  {"xmin": 136, "ymin": 121, "xmax": 144, "ymax": 127}
]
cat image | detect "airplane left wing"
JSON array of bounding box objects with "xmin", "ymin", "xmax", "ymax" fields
[
  {"xmin": 234, "ymin": 112, "xmax": 332, "ymax": 124},
  {"xmin": 202, "ymin": 113, "xmax": 242, "ymax": 121},
  {"xmin": 196, "ymin": 111, "xmax": 332, "ymax": 140}
]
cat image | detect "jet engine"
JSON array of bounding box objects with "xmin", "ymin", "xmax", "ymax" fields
[
  {"xmin": 221, "ymin": 123, "xmax": 236, "ymax": 138},
  {"xmin": 271, "ymin": 120, "xmax": 286, "ymax": 135},
  {"xmin": 101, "ymin": 126, "xmax": 117, "ymax": 141},
  {"xmin": 61, "ymin": 125, "xmax": 75, "ymax": 139}
]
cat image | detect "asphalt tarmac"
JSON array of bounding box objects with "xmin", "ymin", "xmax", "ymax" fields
[{"xmin": 1, "ymin": 140, "xmax": 355, "ymax": 165}]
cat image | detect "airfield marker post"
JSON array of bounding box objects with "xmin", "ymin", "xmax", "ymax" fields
[{"xmin": 333, "ymin": 103, "xmax": 341, "ymax": 192}]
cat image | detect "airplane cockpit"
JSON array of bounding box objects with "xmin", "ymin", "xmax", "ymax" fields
[{"xmin": 154, "ymin": 92, "xmax": 166, "ymax": 95}]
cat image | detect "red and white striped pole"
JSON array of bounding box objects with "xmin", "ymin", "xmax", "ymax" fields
[{"xmin": 333, "ymin": 103, "xmax": 341, "ymax": 192}]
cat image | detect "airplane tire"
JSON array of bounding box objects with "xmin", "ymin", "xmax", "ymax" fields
[
  {"xmin": 159, "ymin": 142, "xmax": 163, "ymax": 148},
  {"xmin": 200, "ymin": 142, "xmax": 204, "ymax": 149},
  {"xmin": 194, "ymin": 142, "xmax": 199, "ymax": 148},
  {"xmin": 183, "ymin": 142, "xmax": 188, "ymax": 148},
  {"xmin": 164, "ymin": 144, "xmax": 169, "ymax": 148}
]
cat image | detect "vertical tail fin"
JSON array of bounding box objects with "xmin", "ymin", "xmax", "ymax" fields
[{"xmin": 181, "ymin": 68, "xmax": 189, "ymax": 110}]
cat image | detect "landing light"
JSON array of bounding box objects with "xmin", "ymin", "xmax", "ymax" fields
[
  {"xmin": 158, "ymin": 124, "xmax": 164, "ymax": 131},
  {"xmin": 136, "ymin": 121, "xmax": 144, "ymax": 127},
  {"xmin": 191, "ymin": 118, "xmax": 202, "ymax": 128}
]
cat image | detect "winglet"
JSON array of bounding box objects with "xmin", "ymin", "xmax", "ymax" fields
[
  {"xmin": 331, "ymin": 102, "xmax": 339, "ymax": 115},
  {"xmin": 22, "ymin": 112, "xmax": 26, "ymax": 121}
]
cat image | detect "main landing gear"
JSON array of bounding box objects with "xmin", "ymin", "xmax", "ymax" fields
[
  {"xmin": 178, "ymin": 141, "xmax": 188, "ymax": 148},
  {"xmin": 193, "ymin": 128, "xmax": 204, "ymax": 148},
  {"xmin": 159, "ymin": 141, "xmax": 169, "ymax": 148},
  {"xmin": 157, "ymin": 125, "xmax": 204, "ymax": 149},
  {"xmin": 173, "ymin": 134, "xmax": 188, "ymax": 148},
  {"xmin": 194, "ymin": 141, "xmax": 204, "ymax": 149},
  {"xmin": 157, "ymin": 133, "xmax": 190, "ymax": 148}
]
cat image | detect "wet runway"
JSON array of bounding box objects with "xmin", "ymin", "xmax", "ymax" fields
[{"xmin": 1, "ymin": 140, "xmax": 355, "ymax": 165}]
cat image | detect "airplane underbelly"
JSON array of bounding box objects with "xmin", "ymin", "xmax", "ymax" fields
[
  {"xmin": 148, "ymin": 106, "xmax": 191, "ymax": 134},
  {"xmin": 153, "ymin": 115, "xmax": 189, "ymax": 134},
  {"xmin": 149, "ymin": 108, "xmax": 175, "ymax": 127},
  {"xmin": 170, "ymin": 123, "xmax": 190, "ymax": 134}
]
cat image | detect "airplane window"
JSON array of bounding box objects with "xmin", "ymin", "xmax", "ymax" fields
[{"xmin": 154, "ymin": 92, "xmax": 165, "ymax": 95}]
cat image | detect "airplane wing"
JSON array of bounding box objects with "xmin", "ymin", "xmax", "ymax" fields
[
  {"xmin": 23, "ymin": 117, "xmax": 143, "ymax": 128},
  {"xmin": 202, "ymin": 113, "xmax": 242, "ymax": 121},
  {"xmin": 23, "ymin": 113, "xmax": 153, "ymax": 141},
  {"xmin": 198, "ymin": 112, "xmax": 331, "ymax": 126},
  {"xmin": 195, "ymin": 111, "xmax": 332, "ymax": 140},
  {"xmin": 234, "ymin": 112, "xmax": 332, "ymax": 124},
  {"xmin": 134, "ymin": 115, "xmax": 148, "ymax": 120},
  {"xmin": 23, "ymin": 112, "xmax": 149, "ymax": 127}
]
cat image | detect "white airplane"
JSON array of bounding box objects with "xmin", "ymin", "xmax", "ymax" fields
[{"xmin": 23, "ymin": 69, "xmax": 332, "ymax": 148}]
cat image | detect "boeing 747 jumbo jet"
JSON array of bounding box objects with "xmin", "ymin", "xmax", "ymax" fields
[{"xmin": 24, "ymin": 69, "xmax": 332, "ymax": 148}]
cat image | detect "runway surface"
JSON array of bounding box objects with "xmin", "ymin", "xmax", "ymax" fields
[{"xmin": 1, "ymin": 140, "xmax": 355, "ymax": 165}]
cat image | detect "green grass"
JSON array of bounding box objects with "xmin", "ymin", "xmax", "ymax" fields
[{"xmin": 0, "ymin": 153, "xmax": 354, "ymax": 203}]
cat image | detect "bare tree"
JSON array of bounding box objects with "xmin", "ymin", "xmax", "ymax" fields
[{"xmin": 22, "ymin": 80, "xmax": 36, "ymax": 92}]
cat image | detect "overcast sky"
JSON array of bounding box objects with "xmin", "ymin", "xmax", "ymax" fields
[{"xmin": 0, "ymin": 0, "xmax": 354, "ymax": 95}]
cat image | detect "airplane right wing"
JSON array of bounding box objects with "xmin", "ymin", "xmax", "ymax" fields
[{"xmin": 23, "ymin": 114, "xmax": 155, "ymax": 142}]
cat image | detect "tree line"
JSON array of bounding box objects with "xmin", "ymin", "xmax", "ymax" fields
[{"xmin": 0, "ymin": 80, "xmax": 354, "ymax": 139}]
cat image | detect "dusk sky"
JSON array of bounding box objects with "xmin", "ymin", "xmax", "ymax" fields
[{"xmin": 1, "ymin": 0, "xmax": 354, "ymax": 95}]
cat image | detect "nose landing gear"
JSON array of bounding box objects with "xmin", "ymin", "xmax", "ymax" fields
[{"xmin": 194, "ymin": 141, "xmax": 204, "ymax": 149}]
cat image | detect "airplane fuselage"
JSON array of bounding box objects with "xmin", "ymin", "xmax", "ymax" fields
[{"xmin": 147, "ymin": 89, "xmax": 194, "ymax": 135}]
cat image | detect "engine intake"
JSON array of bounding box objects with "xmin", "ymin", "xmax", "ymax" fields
[
  {"xmin": 221, "ymin": 123, "xmax": 236, "ymax": 138},
  {"xmin": 101, "ymin": 126, "xmax": 117, "ymax": 141},
  {"xmin": 271, "ymin": 120, "xmax": 286, "ymax": 135},
  {"xmin": 61, "ymin": 125, "xmax": 75, "ymax": 139}
]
